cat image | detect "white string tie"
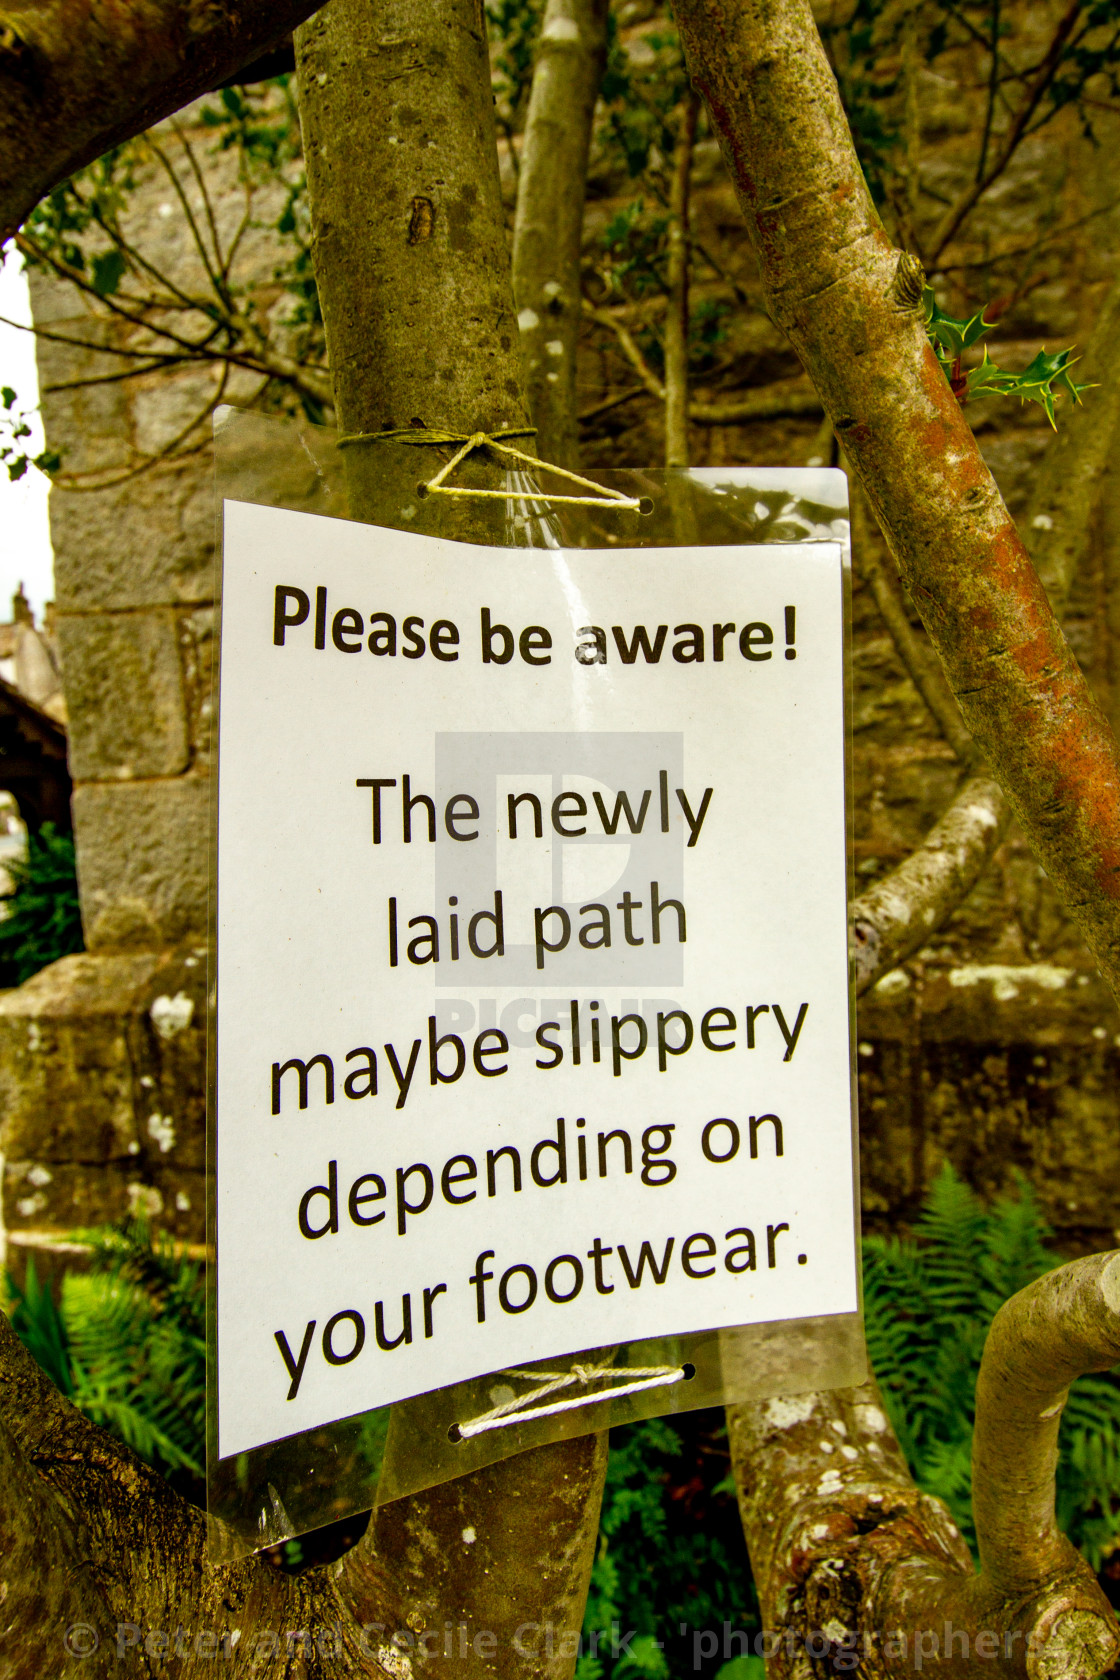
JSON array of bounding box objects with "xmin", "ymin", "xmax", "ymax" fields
[{"xmin": 452, "ymin": 1361, "xmax": 690, "ymax": 1441}]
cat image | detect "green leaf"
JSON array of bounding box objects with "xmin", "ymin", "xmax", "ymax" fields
[
  {"xmin": 715, "ymin": 1659, "xmax": 766, "ymax": 1680},
  {"xmin": 90, "ymin": 248, "xmax": 127, "ymax": 298},
  {"xmin": 922, "ymin": 287, "xmax": 995, "ymax": 358}
]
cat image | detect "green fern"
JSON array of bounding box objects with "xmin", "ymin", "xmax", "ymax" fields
[
  {"xmin": 6, "ymin": 1221, "xmax": 205, "ymax": 1481},
  {"xmin": 0, "ymin": 824, "xmax": 84, "ymax": 987},
  {"xmin": 864, "ymin": 1165, "xmax": 1120, "ymax": 1566}
]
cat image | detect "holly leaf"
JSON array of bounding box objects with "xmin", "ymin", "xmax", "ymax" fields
[
  {"xmin": 1010, "ymin": 346, "xmax": 1093, "ymax": 427},
  {"xmin": 923, "ymin": 286, "xmax": 995, "ymax": 358}
]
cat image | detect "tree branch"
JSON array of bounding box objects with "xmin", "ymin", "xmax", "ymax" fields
[
  {"xmin": 850, "ymin": 266, "xmax": 1120, "ymax": 992},
  {"xmin": 0, "ymin": 0, "xmax": 323, "ymax": 243},
  {"xmin": 727, "ymin": 1254, "xmax": 1120, "ymax": 1680},
  {"xmin": 664, "ymin": 90, "xmax": 701, "ymax": 468},
  {"xmin": 674, "ymin": 0, "xmax": 1120, "ymax": 1005},
  {"xmin": 929, "ymin": 0, "xmax": 1081, "ymax": 261},
  {"xmin": 850, "ymin": 774, "xmax": 1010, "ymax": 992}
]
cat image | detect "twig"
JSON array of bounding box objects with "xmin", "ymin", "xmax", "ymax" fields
[
  {"xmin": 930, "ymin": 0, "xmax": 1081, "ymax": 260},
  {"xmin": 664, "ymin": 89, "xmax": 700, "ymax": 468},
  {"xmin": 850, "ymin": 479, "xmax": 975, "ymax": 764}
]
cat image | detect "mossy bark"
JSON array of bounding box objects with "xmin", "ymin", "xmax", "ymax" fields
[
  {"xmin": 295, "ymin": 0, "xmax": 532, "ymax": 536},
  {"xmin": 727, "ymin": 1257, "xmax": 1120, "ymax": 1680}
]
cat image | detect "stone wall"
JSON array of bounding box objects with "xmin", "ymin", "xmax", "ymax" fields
[{"xmin": 0, "ymin": 103, "xmax": 272, "ymax": 1269}]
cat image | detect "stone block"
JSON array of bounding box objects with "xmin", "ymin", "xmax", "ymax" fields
[
  {"xmin": 0, "ymin": 948, "xmax": 209, "ymax": 1259},
  {"xmin": 57, "ymin": 610, "xmax": 189, "ymax": 781},
  {"xmin": 50, "ymin": 457, "xmax": 216, "ymax": 611},
  {"xmin": 857, "ymin": 965, "xmax": 1120, "ymax": 1246},
  {"xmin": 72, "ymin": 777, "xmax": 210, "ymax": 948}
]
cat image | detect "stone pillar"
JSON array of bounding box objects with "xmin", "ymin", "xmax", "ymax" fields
[{"xmin": 0, "ymin": 129, "xmax": 225, "ymax": 1267}]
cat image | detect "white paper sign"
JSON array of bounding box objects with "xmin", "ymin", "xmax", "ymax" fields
[{"xmin": 215, "ymin": 498, "xmax": 858, "ymax": 1458}]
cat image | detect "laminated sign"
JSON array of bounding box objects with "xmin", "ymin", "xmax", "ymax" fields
[{"xmin": 215, "ymin": 493, "xmax": 859, "ymax": 1464}]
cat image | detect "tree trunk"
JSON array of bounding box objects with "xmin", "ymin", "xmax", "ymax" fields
[
  {"xmin": 511, "ymin": 0, "xmax": 609, "ymax": 468},
  {"xmin": 294, "ymin": 5, "xmax": 608, "ymax": 1674}
]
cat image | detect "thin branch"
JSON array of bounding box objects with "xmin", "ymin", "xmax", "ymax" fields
[
  {"xmin": 148, "ymin": 136, "xmax": 229, "ymax": 303},
  {"xmin": 53, "ymin": 363, "xmax": 232, "ymax": 492},
  {"xmin": 930, "ymin": 0, "xmax": 1081, "ymax": 260},
  {"xmin": 584, "ymin": 303, "xmax": 666, "ymax": 400},
  {"xmin": 850, "ymin": 479, "xmax": 975, "ymax": 764},
  {"xmin": 664, "ymin": 88, "xmax": 701, "ymax": 468},
  {"xmin": 170, "ymin": 121, "xmax": 231, "ymax": 302},
  {"xmin": 688, "ymin": 376, "xmax": 820, "ymax": 422},
  {"xmin": 929, "ymin": 196, "xmax": 1120, "ymax": 274},
  {"xmin": 578, "ymin": 385, "xmax": 649, "ymax": 424},
  {"xmin": 66, "ymin": 178, "xmax": 217, "ymax": 318},
  {"xmin": 975, "ymin": 0, "xmax": 1001, "ymax": 184},
  {"xmin": 44, "ymin": 358, "xmax": 188, "ymax": 391},
  {"xmin": 0, "ymin": 311, "xmax": 214, "ymax": 362},
  {"xmin": 16, "ymin": 231, "xmax": 233, "ymax": 359}
]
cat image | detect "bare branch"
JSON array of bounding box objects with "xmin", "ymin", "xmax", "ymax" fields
[
  {"xmin": 148, "ymin": 135, "xmax": 229, "ymax": 305},
  {"xmin": 585, "ymin": 302, "xmax": 667, "ymax": 401},
  {"xmin": 688, "ymin": 375, "xmax": 821, "ymax": 422},
  {"xmin": 850, "ymin": 775, "xmax": 1009, "ymax": 992},
  {"xmin": 664, "ymin": 90, "xmax": 701, "ymax": 468},
  {"xmin": 929, "ymin": 0, "xmax": 1081, "ymax": 261}
]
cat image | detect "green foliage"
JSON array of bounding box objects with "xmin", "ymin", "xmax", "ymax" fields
[
  {"xmin": 0, "ymin": 385, "xmax": 61, "ymax": 483},
  {"xmin": 599, "ymin": 199, "xmax": 671, "ymax": 298},
  {"xmin": 487, "ymin": 0, "xmax": 546, "ymax": 139},
  {"xmin": 578, "ymin": 1414, "xmax": 757, "ymax": 1680},
  {"xmin": 922, "ymin": 289, "xmax": 1091, "ymax": 426},
  {"xmin": 7, "ymin": 1223, "xmax": 206, "ymax": 1480},
  {"xmin": 0, "ymin": 824, "xmax": 83, "ymax": 987},
  {"xmin": 864, "ymin": 1165, "xmax": 1120, "ymax": 1566},
  {"xmin": 599, "ymin": 21, "xmax": 689, "ymax": 182},
  {"xmin": 821, "ymin": 1, "xmax": 1120, "ymax": 214}
]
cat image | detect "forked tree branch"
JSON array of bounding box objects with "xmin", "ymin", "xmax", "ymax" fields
[
  {"xmin": 728, "ymin": 1255, "xmax": 1120, "ymax": 1680},
  {"xmin": 929, "ymin": 0, "xmax": 1081, "ymax": 263}
]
